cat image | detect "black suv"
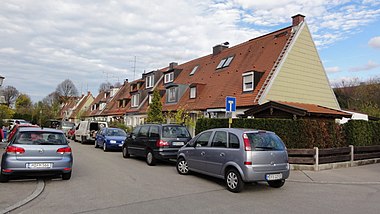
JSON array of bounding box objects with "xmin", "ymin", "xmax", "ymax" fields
[{"xmin": 122, "ymin": 124, "xmax": 192, "ymax": 165}]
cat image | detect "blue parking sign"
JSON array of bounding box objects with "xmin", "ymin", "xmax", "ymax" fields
[{"xmin": 226, "ymin": 96, "xmax": 236, "ymax": 112}]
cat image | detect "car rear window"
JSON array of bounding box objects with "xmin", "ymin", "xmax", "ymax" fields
[
  {"xmin": 14, "ymin": 131, "xmax": 67, "ymax": 145},
  {"xmin": 246, "ymin": 132, "xmax": 285, "ymax": 151},
  {"xmin": 162, "ymin": 126, "xmax": 190, "ymax": 138},
  {"xmin": 62, "ymin": 121, "xmax": 75, "ymax": 127}
]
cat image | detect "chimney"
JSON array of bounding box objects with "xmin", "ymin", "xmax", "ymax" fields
[
  {"xmin": 87, "ymin": 91, "xmax": 91, "ymax": 96},
  {"xmin": 292, "ymin": 14, "xmax": 305, "ymax": 27},
  {"xmin": 169, "ymin": 62, "xmax": 178, "ymax": 70},
  {"xmin": 213, "ymin": 42, "xmax": 229, "ymax": 55}
]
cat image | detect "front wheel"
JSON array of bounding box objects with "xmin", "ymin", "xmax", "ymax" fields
[
  {"xmin": 267, "ymin": 179, "xmax": 285, "ymax": 188},
  {"xmin": 122, "ymin": 146, "xmax": 130, "ymax": 158},
  {"xmin": 176, "ymin": 158, "xmax": 190, "ymax": 175},
  {"xmin": 94, "ymin": 140, "xmax": 98, "ymax": 148},
  {"xmin": 146, "ymin": 150, "xmax": 156, "ymax": 166},
  {"xmin": 225, "ymin": 169, "xmax": 244, "ymax": 193},
  {"xmin": 103, "ymin": 142, "xmax": 107, "ymax": 152}
]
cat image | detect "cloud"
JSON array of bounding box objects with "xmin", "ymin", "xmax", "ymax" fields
[
  {"xmin": 369, "ymin": 36, "xmax": 380, "ymax": 49},
  {"xmin": 349, "ymin": 60, "xmax": 380, "ymax": 72},
  {"xmin": 325, "ymin": 66, "xmax": 341, "ymax": 73}
]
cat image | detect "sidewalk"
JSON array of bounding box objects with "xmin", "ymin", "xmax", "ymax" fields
[
  {"xmin": 0, "ymin": 179, "xmax": 38, "ymax": 212},
  {"xmin": 289, "ymin": 163, "xmax": 380, "ymax": 184}
]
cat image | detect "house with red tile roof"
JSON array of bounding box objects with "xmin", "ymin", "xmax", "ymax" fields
[
  {"xmin": 57, "ymin": 92, "xmax": 94, "ymax": 124},
  {"xmin": 73, "ymin": 14, "xmax": 348, "ymax": 131},
  {"xmin": 83, "ymin": 87, "xmax": 120, "ymax": 121}
]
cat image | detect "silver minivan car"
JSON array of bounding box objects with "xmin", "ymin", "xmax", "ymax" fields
[
  {"xmin": 176, "ymin": 128, "xmax": 290, "ymax": 193},
  {"xmin": 0, "ymin": 127, "xmax": 73, "ymax": 182}
]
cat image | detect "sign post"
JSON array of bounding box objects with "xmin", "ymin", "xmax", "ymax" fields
[{"xmin": 225, "ymin": 96, "xmax": 236, "ymax": 128}]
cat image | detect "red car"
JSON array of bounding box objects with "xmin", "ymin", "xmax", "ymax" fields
[{"xmin": 7, "ymin": 124, "xmax": 39, "ymax": 142}]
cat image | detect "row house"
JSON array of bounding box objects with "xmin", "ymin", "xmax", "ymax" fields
[
  {"xmin": 57, "ymin": 92, "xmax": 94, "ymax": 124},
  {"xmin": 83, "ymin": 87, "xmax": 120, "ymax": 121},
  {"xmin": 71, "ymin": 14, "xmax": 349, "ymax": 132}
]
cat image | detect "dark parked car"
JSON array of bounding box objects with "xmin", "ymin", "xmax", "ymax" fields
[
  {"xmin": 95, "ymin": 128, "xmax": 127, "ymax": 151},
  {"xmin": 122, "ymin": 124, "xmax": 192, "ymax": 166},
  {"xmin": 0, "ymin": 127, "xmax": 73, "ymax": 182},
  {"xmin": 176, "ymin": 128, "xmax": 290, "ymax": 193}
]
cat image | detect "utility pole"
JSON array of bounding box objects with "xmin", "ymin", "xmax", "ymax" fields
[{"xmin": 133, "ymin": 56, "xmax": 136, "ymax": 80}]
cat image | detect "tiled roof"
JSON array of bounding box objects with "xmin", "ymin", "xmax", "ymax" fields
[{"xmin": 159, "ymin": 26, "xmax": 293, "ymax": 111}]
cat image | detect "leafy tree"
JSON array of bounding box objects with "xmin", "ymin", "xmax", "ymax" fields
[
  {"xmin": 146, "ymin": 90, "xmax": 164, "ymax": 123},
  {"xmin": 2, "ymin": 85, "xmax": 19, "ymax": 107},
  {"xmin": 14, "ymin": 94, "xmax": 33, "ymax": 122},
  {"xmin": 0, "ymin": 105, "xmax": 15, "ymax": 122},
  {"xmin": 55, "ymin": 79, "xmax": 78, "ymax": 103}
]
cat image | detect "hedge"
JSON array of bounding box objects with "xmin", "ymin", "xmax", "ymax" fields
[{"xmin": 196, "ymin": 118, "xmax": 380, "ymax": 149}]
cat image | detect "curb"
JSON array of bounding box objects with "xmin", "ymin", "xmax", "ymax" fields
[
  {"xmin": 0, "ymin": 179, "xmax": 45, "ymax": 214},
  {"xmin": 288, "ymin": 179, "xmax": 380, "ymax": 185}
]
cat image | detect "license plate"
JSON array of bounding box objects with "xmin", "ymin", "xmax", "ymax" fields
[
  {"xmin": 172, "ymin": 142, "xmax": 184, "ymax": 146},
  {"xmin": 119, "ymin": 144, "xmax": 122, "ymax": 147},
  {"xmin": 26, "ymin": 163, "xmax": 53, "ymax": 169},
  {"xmin": 266, "ymin": 173, "xmax": 282, "ymax": 181}
]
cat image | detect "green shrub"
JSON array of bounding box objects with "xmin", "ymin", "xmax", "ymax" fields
[{"xmin": 343, "ymin": 120, "xmax": 380, "ymax": 146}]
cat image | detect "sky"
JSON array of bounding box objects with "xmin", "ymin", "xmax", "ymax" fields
[{"xmin": 0, "ymin": 0, "xmax": 379, "ymax": 102}]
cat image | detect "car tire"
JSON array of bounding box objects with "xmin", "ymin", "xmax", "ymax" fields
[
  {"xmin": 267, "ymin": 179, "xmax": 285, "ymax": 188},
  {"xmin": 94, "ymin": 140, "xmax": 98, "ymax": 148},
  {"xmin": 176, "ymin": 158, "xmax": 190, "ymax": 175},
  {"xmin": 225, "ymin": 168, "xmax": 244, "ymax": 193},
  {"xmin": 122, "ymin": 146, "xmax": 130, "ymax": 158},
  {"xmin": 103, "ymin": 142, "xmax": 107, "ymax": 152},
  {"xmin": 0, "ymin": 172, "xmax": 9, "ymax": 183},
  {"xmin": 146, "ymin": 150, "xmax": 156, "ymax": 166},
  {"xmin": 62, "ymin": 172, "xmax": 72, "ymax": 180}
]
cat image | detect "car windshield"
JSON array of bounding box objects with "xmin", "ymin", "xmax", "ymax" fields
[
  {"xmin": 162, "ymin": 126, "xmax": 190, "ymax": 138},
  {"xmin": 62, "ymin": 121, "xmax": 75, "ymax": 128},
  {"xmin": 106, "ymin": 129, "xmax": 127, "ymax": 136},
  {"xmin": 246, "ymin": 132, "xmax": 285, "ymax": 151},
  {"xmin": 14, "ymin": 131, "xmax": 67, "ymax": 145}
]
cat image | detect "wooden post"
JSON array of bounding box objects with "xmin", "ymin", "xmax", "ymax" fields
[
  {"xmin": 349, "ymin": 145, "xmax": 354, "ymax": 167},
  {"xmin": 314, "ymin": 147, "xmax": 319, "ymax": 171}
]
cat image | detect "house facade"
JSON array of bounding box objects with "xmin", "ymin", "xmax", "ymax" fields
[{"xmin": 58, "ymin": 92, "xmax": 94, "ymax": 124}]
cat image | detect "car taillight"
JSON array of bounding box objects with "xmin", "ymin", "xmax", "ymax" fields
[
  {"xmin": 57, "ymin": 147, "xmax": 72, "ymax": 154},
  {"xmin": 6, "ymin": 146, "xmax": 25, "ymax": 154},
  {"xmin": 243, "ymin": 133, "xmax": 251, "ymax": 151},
  {"xmin": 156, "ymin": 140, "xmax": 169, "ymax": 147}
]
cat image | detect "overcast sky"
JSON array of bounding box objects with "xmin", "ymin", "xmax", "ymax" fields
[{"xmin": 1, "ymin": 0, "xmax": 380, "ymax": 102}]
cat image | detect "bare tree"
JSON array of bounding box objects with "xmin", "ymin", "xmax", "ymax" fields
[
  {"xmin": 55, "ymin": 79, "xmax": 78, "ymax": 102},
  {"xmin": 99, "ymin": 82, "xmax": 112, "ymax": 92},
  {"xmin": 2, "ymin": 85, "xmax": 19, "ymax": 107}
]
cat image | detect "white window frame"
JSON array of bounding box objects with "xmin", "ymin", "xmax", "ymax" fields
[
  {"xmin": 146, "ymin": 75, "xmax": 154, "ymax": 88},
  {"xmin": 164, "ymin": 72, "xmax": 174, "ymax": 83},
  {"xmin": 148, "ymin": 94, "xmax": 153, "ymax": 104},
  {"xmin": 190, "ymin": 87, "xmax": 196, "ymax": 99},
  {"xmin": 242, "ymin": 72, "xmax": 254, "ymax": 92},
  {"xmin": 189, "ymin": 65, "xmax": 199, "ymax": 76},
  {"xmin": 131, "ymin": 94, "xmax": 140, "ymax": 107},
  {"xmin": 168, "ymin": 87, "xmax": 177, "ymax": 103}
]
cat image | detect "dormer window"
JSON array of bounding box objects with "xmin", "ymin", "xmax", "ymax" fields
[
  {"xmin": 131, "ymin": 94, "xmax": 140, "ymax": 107},
  {"xmin": 146, "ymin": 75, "xmax": 154, "ymax": 88},
  {"xmin": 148, "ymin": 94, "xmax": 153, "ymax": 104},
  {"xmin": 216, "ymin": 56, "xmax": 234, "ymax": 69},
  {"xmin": 242, "ymin": 72, "xmax": 254, "ymax": 91},
  {"xmin": 164, "ymin": 72, "xmax": 174, "ymax": 83},
  {"xmin": 190, "ymin": 87, "xmax": 196, "ymax": 99},
  {"xmin": 189, "ymin": 65, "xmax": 199, "ymax": 76},
  {"xmin": 167, "ymin": 87, "xmax": 177, "ymax": 103}
]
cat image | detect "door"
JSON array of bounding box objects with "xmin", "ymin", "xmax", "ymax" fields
[
  {"xmin": 206, "ymin": 131, "xmax": 228, "ymax": 176},
  {"xmin": 135, "ymin": 125, "xmax": 149, "ymax": 156},
  {"xmin": 186, "ymin": 131, "xmax": 212, "ymax": 172},
  {"xmin": 126, "ymin": 126, "xmax": 141, "ymax": 155}
]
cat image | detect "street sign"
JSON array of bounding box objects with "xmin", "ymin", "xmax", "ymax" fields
[{"xmin": 225, "ymin": 96, "xmax": 236, "ymax": 112}]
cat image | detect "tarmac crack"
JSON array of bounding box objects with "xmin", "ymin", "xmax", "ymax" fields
[{"xmin": 301, "ymin": 170, "xmax": 314, "ymax": 181}]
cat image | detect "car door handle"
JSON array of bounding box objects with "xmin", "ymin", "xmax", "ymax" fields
[
  {"xmin": 201, "ymin": 151, "xmax": 205, "ymax": 156},
  {"xmin": 220, "ymin": 153, "xmax": 225, "ymax": 157}
]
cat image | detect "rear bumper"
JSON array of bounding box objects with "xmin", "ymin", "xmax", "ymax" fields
[
  {"xmin": 153, "ymin": 148, "xmax": 181, "ymax": 160},
  {"xmin": 241, "ymin": 164, "xmax": 290, "ymax": 182}
]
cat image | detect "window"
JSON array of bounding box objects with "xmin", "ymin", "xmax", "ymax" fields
[
  {"xmin": 212, "ymin": 131, "xmax": 227, "ymax": 148},
  {"xmin": 138, "ymin": 126, "xmax": 149, "ymax": 137},
  {"xmin": 167, "ymin": 87, "xmax": 177, "ymax": 103},
  {"xmin": 164, "ymin": 72, "xmax": 174, "ymax": 83},
  {"xmin": 195, "ymin": 131, "xmax": 212, "ymax": 147},
  {"xmin": 228, "ymin": 133, "xmax": 240, "ymax": 148},
  {"xmin": 149, "ymin": 126, "xmax": 160, "ymax": 138},
  {"xmin": 216, "ymin": 56, "xmax": 234, "ymax": 69},
  {"xmin": 243, "ymin": 72, "xmax": 254, "ymax": 91},
  {"xmin": 189, "ymin": 65, "xmax": 199, "ymax": 76},
  {"xmin": 131, "ymin": 94, "xmax": 140, "ymax": 107},
  {"xmin": 100, "ymin": 103, "xmax": 106, "ymax": 110},
  {"xmin": 146, "ymin": 75, "xmax": 154, "ymax": 88},
  {"xmin": 190, "ymin": 87, "xmax": 196, "ymax": 99},
  {"xmin": 148, "ymin": 94, "xmax": 153, "ymax": 104}
]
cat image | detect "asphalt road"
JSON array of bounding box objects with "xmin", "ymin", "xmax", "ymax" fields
[{"xmin": 7, "ymin": 140, "xmax": 380, "ymax": 214}]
